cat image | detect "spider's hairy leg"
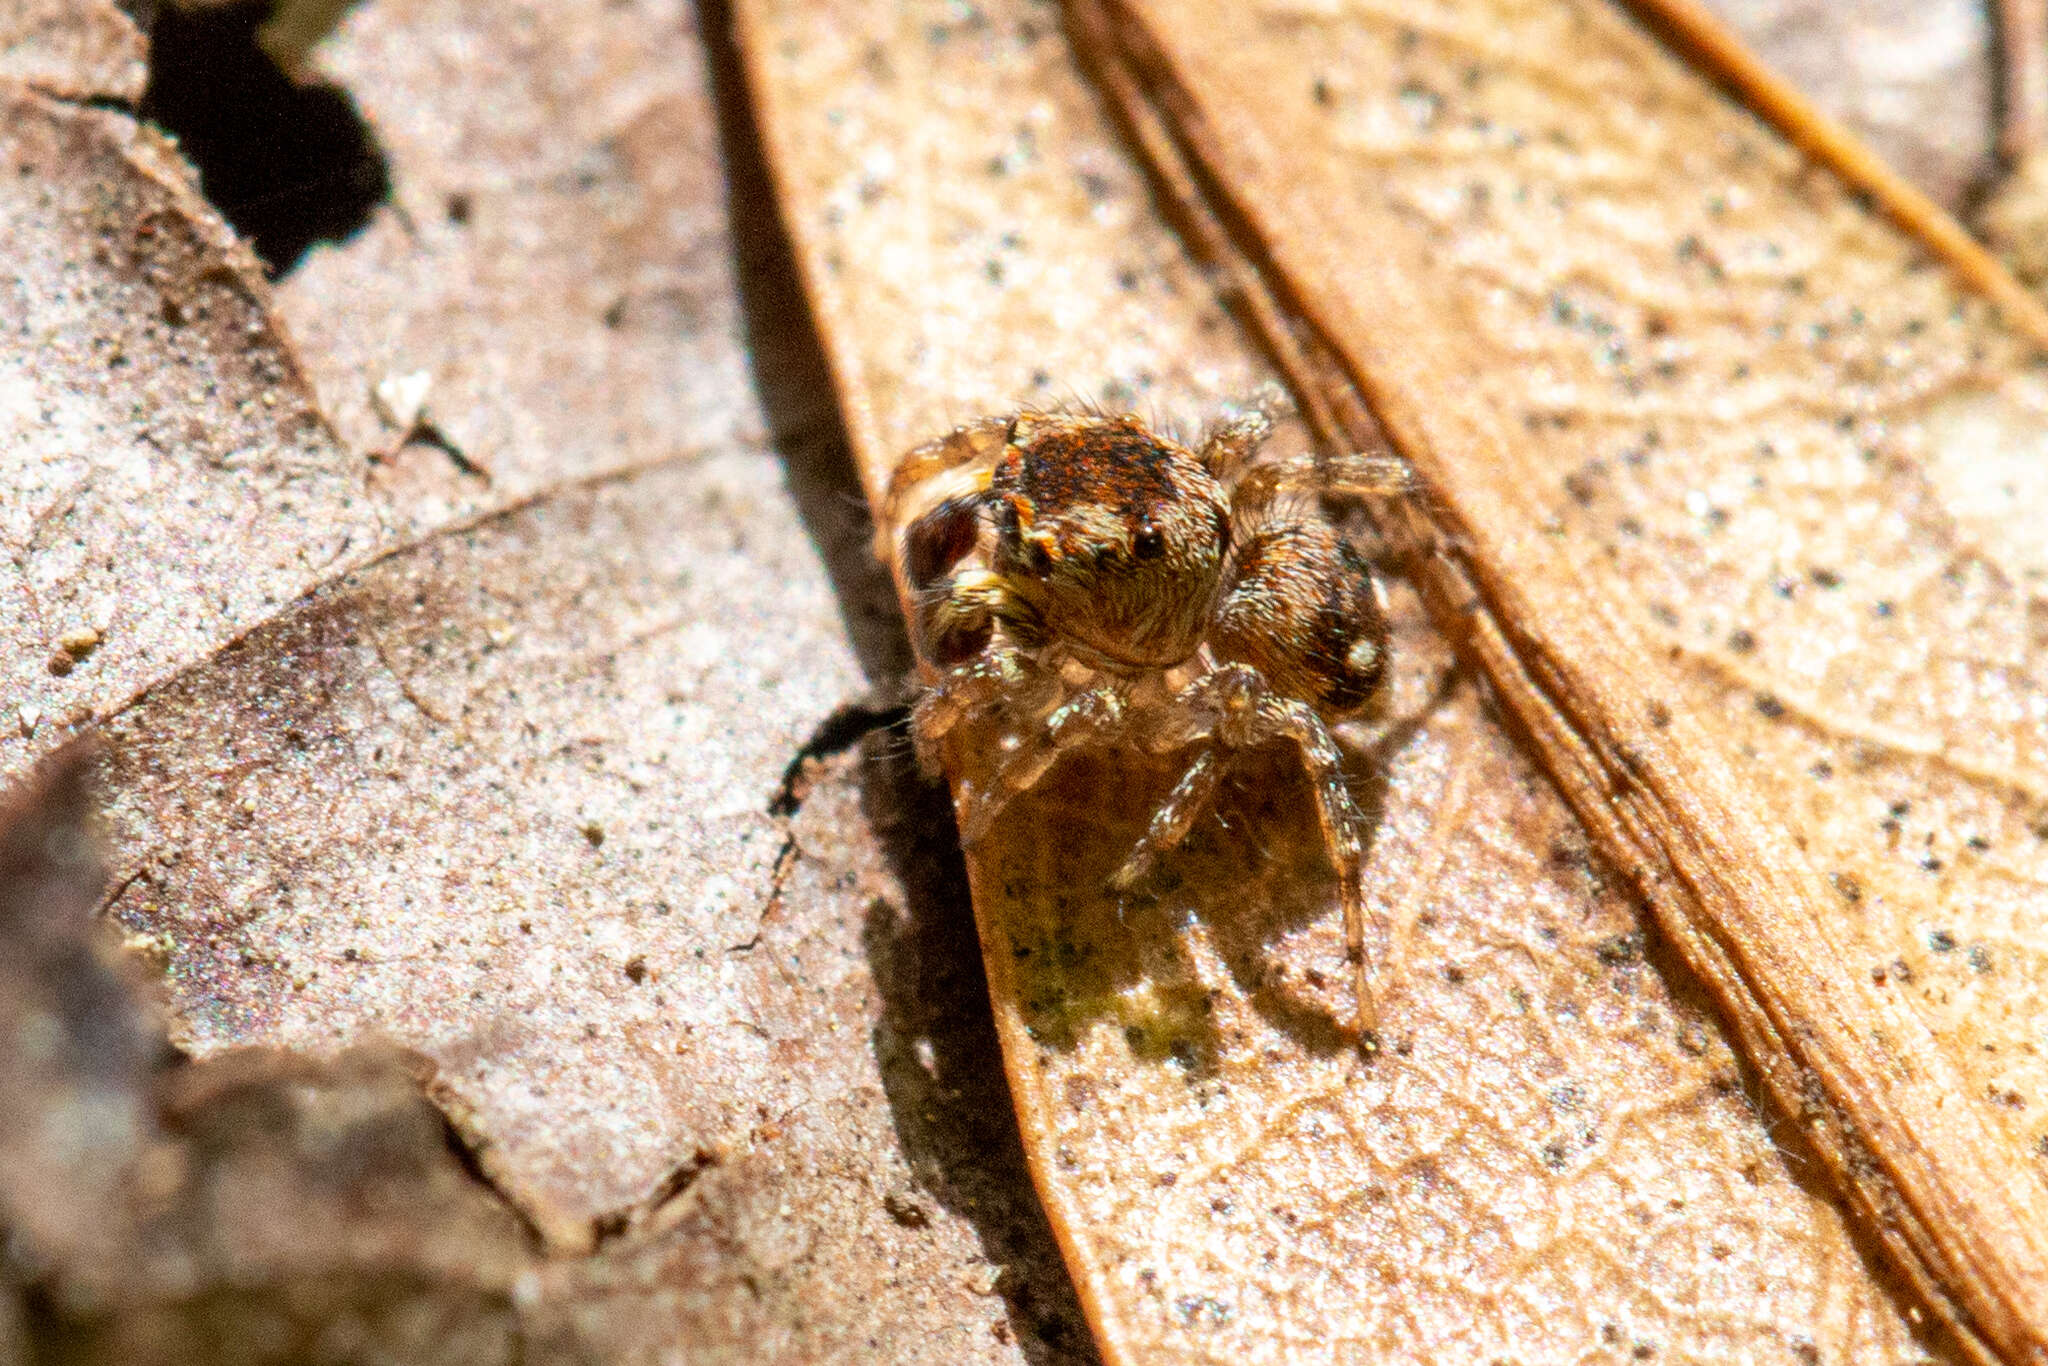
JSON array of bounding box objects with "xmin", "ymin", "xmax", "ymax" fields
[
  {"xmin": 1196, "ymin": 407, "xmax": 1274, "ymax": 485},
  {"xmin": 1251, "ymin": 694, "xmax": 1378, "ymax": 1042},
  {"xmin": 957, "ymin": 684, "xmax": 1127, "ymax": 846},
  {"xmin": 1196, "ymin": 382, "xmax": 1293, "ymax": 483},
  {"xmin": 1101, "ymin": 662, "xmax": 1263, "ymax": 888},
  {"xmin": 1117, "ymin": 662, "xmax": 1381, "ymax": 1041},
  {"xmin": 1107, "ymin": 745, "xmax": 1226, "ymax": 891},
  {"xmin": 1228, "ymin": 451, "xmax": 1415, "ymax": 522}
]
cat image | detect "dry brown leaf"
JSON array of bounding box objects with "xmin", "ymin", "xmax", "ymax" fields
[
  {"xmin": 0, "ymin": 746, "xmax": 536, "ymax": 1366},
  {"xmin": 5, "ymin": 0, "xmax": 1090, "ymax": 1359},
  {"xmin": 1, "ymin": 80, "xmax": 391, "ymax": 785},
  {"xmin": 272, "ymin": 0, "xmax": 765, "ymax": 530},
  {"xmin": 11, "ymin": 0, "xmax": 2040, "ymax": 1360},
  {"xmin": 0, "ymin": 0, "xmax": 145, "ymax": 102},
  {"xmin": 734, "ymin": 0, "xmax": 1998, "ymax": 1360}
]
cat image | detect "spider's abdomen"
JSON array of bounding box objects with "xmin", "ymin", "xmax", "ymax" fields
[{"xmin": 1214, "ymin": 524, "xmax": 1388, "ymax": 716}]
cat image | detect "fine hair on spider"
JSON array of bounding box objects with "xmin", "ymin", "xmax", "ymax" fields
[{"xmin": 886, "ymin": 392, "xmax": 1414, "ymax": 1046}]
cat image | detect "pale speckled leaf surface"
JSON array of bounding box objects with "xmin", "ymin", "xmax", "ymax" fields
[
  {"xmin": 100, "ymin": 451, "xmax": 867, "ymax": 1229},
  {"xmin": 737, "ymin": 0, "xmax": 1952, "ymax": 1360},
  {"xmin": 274, "ymin": 0, "xmax": 765, "ymax": 533}
]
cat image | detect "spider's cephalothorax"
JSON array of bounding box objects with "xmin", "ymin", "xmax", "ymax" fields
[
  {"xmin": 985, "ymin": 413, "xmax": 1232, "ymax": 670},
  {"xmin": 886, "ymin": 402, "xmax": 1412, "ymax": 1043}
]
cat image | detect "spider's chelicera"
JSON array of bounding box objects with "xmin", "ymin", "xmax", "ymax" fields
[{"xmin": 887, "ymin": 401, "xmax": 1411, "ymax": 1042}]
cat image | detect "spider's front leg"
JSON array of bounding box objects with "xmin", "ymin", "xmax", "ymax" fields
[
  {"xmin": 955, "ymin": 684, "xmax": 1128, "ymax": 846},
  {"xmin": 1104, "ymin": 663, "xmax": 1266, "ymax": 893},
  {"xmin": 909, "ymin": 634, "xmax": 1043, "ymax": 776}
]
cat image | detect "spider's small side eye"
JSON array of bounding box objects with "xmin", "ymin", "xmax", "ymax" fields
[
  {"xmin": 1023, "ymin": 538, "xmax": 1054, "ymax": 576},
  {"xmin": 1132, "ymin": 523, "xmax": 1166, "ymax": 560}
]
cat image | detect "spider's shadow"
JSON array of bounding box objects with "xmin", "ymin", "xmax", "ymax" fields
[{"xmin": 987, "ymin": 663, "xmax": 1464, "ymax": 1071}]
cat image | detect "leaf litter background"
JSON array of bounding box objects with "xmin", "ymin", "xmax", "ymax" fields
[{"xmin": 1, "ymin": 0, "xmax": 2044, "ymax": 1363}]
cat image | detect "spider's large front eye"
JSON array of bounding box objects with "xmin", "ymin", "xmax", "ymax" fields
[
  {"xmin": 904, "ymin": 495, "xmax": 982, "ymax": 589},
  {"xmin": 1132, "ymin": 523, "xmax": 1166, "ymax": 560}
]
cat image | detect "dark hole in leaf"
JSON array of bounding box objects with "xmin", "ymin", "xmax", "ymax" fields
[{"xmin": 139, "ymin": 0, "xmax": 390, "ymax": 277}]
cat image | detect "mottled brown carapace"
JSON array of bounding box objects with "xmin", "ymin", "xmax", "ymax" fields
[{"xmin": 887, "ymin": 400, "xmax": 1412, "ymax": 1043}]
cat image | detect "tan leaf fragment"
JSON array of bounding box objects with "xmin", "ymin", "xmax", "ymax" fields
[
  {"xmin": 0, "ymin": 0, "xmax": 146, "ymax": 102},
  {"xmin": 738, "ymin": 0, "xmax": 1947, "ymax": 1360},
  {"xmin": 1080, "ymin": 0, "xmax": 2048, "ymax": 1358}
]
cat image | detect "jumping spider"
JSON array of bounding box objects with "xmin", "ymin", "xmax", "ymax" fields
[{"xmin": 887, "ymin": 400, "xmax": 1412, "ymax": 1041}]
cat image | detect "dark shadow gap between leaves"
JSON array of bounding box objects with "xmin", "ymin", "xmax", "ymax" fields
[
  {"xmin": 137, "ymin": 0, "xmax": 389, "ymax": 277},
  {"xmin": 858, "ymin": 735, "xmax": 1104, "ymax": 1366}
]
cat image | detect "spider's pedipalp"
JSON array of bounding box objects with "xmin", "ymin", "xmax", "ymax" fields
[
  {"xmin": 904, "ymin": 492, "xmax": 987, "ymax": 590},
  {"xmin": 912, "ymin": 566, "xmax": 1006, "ymax": 670}
]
